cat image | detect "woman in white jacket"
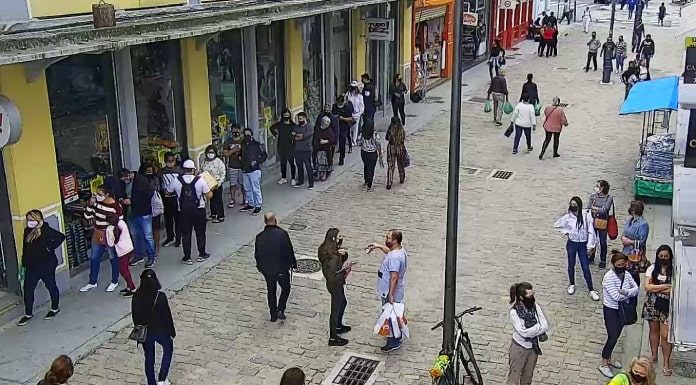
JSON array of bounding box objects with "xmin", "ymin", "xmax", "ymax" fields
[
  {"xmin": 106, "ymin": 214, "xmax": 136, "ymax": 296},
  {"xmin": 554, "ymin": 196, "xmax": 601, "ymax": 301},
  {"xmin": 507, "ymin": 282, "xmax": 549, "ymax": 385},
  {"xmin": 201, "ymin": 145, "xmax": 227, "ymax": 223}
]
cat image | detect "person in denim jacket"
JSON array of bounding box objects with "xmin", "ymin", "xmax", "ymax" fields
[{"xmin": 621, "ymin": 200, "xmax": 650, "ymax": 285}]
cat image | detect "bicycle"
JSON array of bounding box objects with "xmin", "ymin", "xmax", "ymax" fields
[{"xmin": 430, "ymin": 306, "xmax": 484, "ymax": 385}]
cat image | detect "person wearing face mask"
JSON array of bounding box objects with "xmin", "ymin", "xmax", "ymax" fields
[
  {"xmin": 554, "ymin": 196, "xmax": 601, "ymax": 301},
  {"xmin": 586, "ymin": 32, "xmax": 601, "ymax": 72},
  {"xmin": 332, "ymin": 95, "xmax": 355, "ymax": 166},
  {"xmin": 347, "ymin": 80, "xmax": 364, "ymax": 148},
  {"xmin": 17, "ymin": 210, "xmax": 65, "ymax": 326},
  {"xmin": 81, "ymin": 184, "xmax": 123, "ymax": 293},
  {"xmin": 313, "ymin": 104, "xmax": 339, "ymax": 173},
  {"xmin": 201, "ymin": 145, "xmax": 227, "ymax": 223},
  {"xmin": 119, "ymin": 168, "xmax": 156, "ymax": 268},
  {"xmin": 314, "ymin": 116, "xmax": 336, "ymax": 182},
  {"xmin": 608, "ymin": 356, "xmax": 656, "ymax": 385},
  {"xmin": 239, "ymin": 128, "xmax": 267, "ymax": 215},
  {"xmin": 292, "ymin": 112, "xmax": 314, "ymax": 190},
  {"xmin": 389, "ymin": 74, "xmax": 408, "ymax": 126},
  {"xmin": 506, "ymin": 282, "xmax": 549, "ymax": 385},
  {"xmin": 142, "ymin": 164, "xmax": 163, "ymax": 256},
  {"xmin": 223, "ymin": 126, "xmax": 245, "ymax": 209},
  {"xmin": 615, "ymin": 36, "xmax": 628, "ymax": 74},
  {"xmin": 642, "ymin": 245, "xmax": 673, "ymax": 376},
  {"xmin": 270, "ymin": 109, "xmax": 297, "ymax": 186},
  {"xmin": 319, "ymin": 228, "xmax": 351, "ymax": 347},
  {"xmin": 159, "ymin": 153, "xmax": 182, "ymax": 247},
  {"xmin": 361, "ymin": 73, "xmax": 378, "ymax": 124},
  {"xmin": 599, "ymin": 251, "xmax": 640, "ymax": 378},
  {"xmin": 622, "ymin": 200, "xmax": 650, "ymax": 285},
  {"xmin": 590, "ymin": 180, "xmax": 614, "ymax": 268}
]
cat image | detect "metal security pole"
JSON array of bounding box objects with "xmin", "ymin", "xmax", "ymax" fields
[{"xmin": 442, "ymin": 0, "xmax": 463, "ymax": 353}]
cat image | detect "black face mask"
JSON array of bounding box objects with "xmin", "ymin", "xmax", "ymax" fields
[
  {"xmin": 522, "ymin": 296, "xmax": 535, "ymax": 309},
  {"xmin": 298, "ymin": 120, "xmax": 306, "ymax": 125},
  {"xmin": 283, "ymin": 118, "xmax": 290, "ymax": 123},
  {"xmin": 630, "ymin": 373, "xmax": 646, "ymax": 384},
  {"xmin": 569, "ymin": 205, "xmax": 578, "ymax": 213},
  {"xmin": 614, "ymin": 266, "xmax": 626, "ymax": 274}
]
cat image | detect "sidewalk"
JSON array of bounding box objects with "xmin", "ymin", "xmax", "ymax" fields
[{"xmin": 0, "ymin": 64, "xmax": 496, "ymax": 385}]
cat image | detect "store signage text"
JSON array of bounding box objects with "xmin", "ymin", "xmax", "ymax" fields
[
  {"xmin": 685, "ymin": 37, "xmax": 696, "ymax": 49},
  {"xmin": 0, "ymin": 94, "xmax": 22, "ymax": 149},
  {"xmin": 499, "ymin": 0, "xmax": 517, "ymax": 10},
  {"xmin": 366, "ymin": 18, "xmax": 395, "ymax": 41},
  {"xmin": 685, "ymin": 46, "xmax": 696, "ymax": 84},
  {"xmin": 60, "ymin": 173, "xmax": 79, "ymax": 204},
  {"xmin": 462, "ymin": 12, "xmax": 479, "ymax": 26}
]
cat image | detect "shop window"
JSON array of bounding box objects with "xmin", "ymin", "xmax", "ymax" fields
[
  {"xmin": 256, "ymin": 23, "xmax": 285, "ymax": 159},
  {"xmin": 131, "ymin": 41, "xmax": 187, "ymax": 167},
  {"xmin": 331, "ymin": 11, "xmax": 351, "ymax": 99},
  {"xmin": 302, "ymin": 16, "xmax": 324, "ymax": 120}
]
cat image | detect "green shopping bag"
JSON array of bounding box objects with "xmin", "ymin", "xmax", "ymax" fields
[
  {"xmin": 534, "ymin": 103, "xmax": 542, "ymax": 117},
  {"xmin": 502, "ymin": 101, "xmax": 514, "ymax": 115},
  {"xmin": 483, "ymin": 100, "xmax": 492, "ymax": 113}
]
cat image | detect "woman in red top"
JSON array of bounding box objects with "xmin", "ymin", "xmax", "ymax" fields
[
  {"xmin": 539, "ymin": 96, "xmax": 568, "ymax": 159},
  {"xmin": 542, "ymin": 26, "xmax": 556, "ymax": 58}
]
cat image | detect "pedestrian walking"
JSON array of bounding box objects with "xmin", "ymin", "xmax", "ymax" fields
[
  {"xmin": 332, "ymin": 95, "xmax": 355, "ymax": 166},
  {"xmin": 555, "ymin": 197, "xmax": 601, "ymax": 301},
  {"xmin": 361, "ymin": 73, "xmax": 378, "ymax": 123},
  {"xmin": 621, "ymin": 0, "xmax": 627, "ymax": 10},
  {"xmin": 318, "ymin": 228, "xmax": 351, "ymax": 347},
  {"xmin": 608, "ymin": 356, "xmax": 656, "ymax": 385},
  {"xmin": 142, "ymin": 164, "xmax": 163, "ymax": 256},
  {"xmin": 385, "ymin": 117, "xmax": 407, "ymax": 190},
  {"xmin": 585, "ymin": 32, "xmax": 601, "ymax": 72},
  {"xmin": 132, "ymin": 269, "xmax": 176, "ymax": 385},
  {"xmin": 280, "ymin": 368, "xmax": 306, "ymax": 385},
  {"xmin": 255, "ymin": 212, "xmax": 297, "ymax": 322},
  {"xmin": 367, "ymin": 229, "xmax": 408, "ymax": 352},
  {"xmin": 239, "ymin": 128, "xmax": 267, "ymax": 215},
  {"xmin": 642, "ymin": 245, "xmax": 673, "ymax": 376},
  {"xmin": 589, "ymin": 180, "xmax": 614, "ymax": 268},
  {"xmin": 314, "ymin": 116, "xmax": 336, "ymax": 182},
  {"xmin": 292, "ymin": 112, "xmax": 314, "ymax": 190},
  {"xmin": 38, "ymin": 355, "xmax": 73, "ymax": 385},
  {"xmin": 166, "ymin": 159, "xmax": 212, "ymax": 265},
  {"xmin": 80, "ymin": 184, "xmax": 122, "ymax": 293},
  {"xmin": 105, "ymin": 213, "xmax": 136, "ymax": 297},
  {"xmin": 17, "ymin": 210, "xmax": 65, "ymax": 326},
  {"xmin": 347, "ymin": 80, "xmax": 365, "ymax": 147},
  {"xmin": 159, "ymin": 153, "xmax": 182, "ymax": 247},
  {"xmin": 638, "ymin": 34, "xmax": 655, "ymax": 69},
  {"xmin": 487, "ymin": 69, "xmax": 509, "ymax": 125},
  {"xmin": 632, "ymin": 20, "xmax": 645, "ymax": 53},
  {"xmin": 201, "ymin": 145, "xmax": 226, "ymax": 223},
  {"xmin": 622, "ymin": 200, "xmax": 650, "ymax": 285},
  {"xmin": 658, "ymin": 3, "xmax": 666, "ymax": 25},
  {"xmin": 389, "ymin": 73, "xmax": 408, "ymax": 126},
  {"xmin": 538, "ymin": 97, "xmax": 568, "ymax": 159},
  {"xmin": 507, "ymin": 282, "xmax": 549, "ymax": 385},
  {"xmin": 271, "ymin": 109, "xmax": 297, "ymax": 186},
  {"xmin": 599, "ymin": 251, "xmax": 639, "ymax": 378},
  {"xmin": 560, "ymin": 0, "xmax": 571, "ymax": 24},
  {"xmin": 628, "ymin": 0, "xmax": 636, "ymax": 19},
  {"xmin": 222, "ymin": 125, "xmax": 244, "ymax": 208},
  {"xmin": 119, "ymin": 168, "xmax": 156, "ymax": 268},
  {"xmin": 615, "ymin": 36, "xmax": 628, "ymax": 73},
  {"xmin": 510, "ymin": 94, "xmax": 536, "ymax": 155},
  {"xmin": 357, "ymin": 119, "xmax": 383, "ymax": 192},
  {"xmin": 520, "ymin": 74, "xmax": 539, "ymax": 105},
  {"xmin": 582, "ymin": 7, "xmax": 592, "ymax": 33},
  {"xmin": 489, "ymin": 39, "xmax": 506, "ymax": 79}
]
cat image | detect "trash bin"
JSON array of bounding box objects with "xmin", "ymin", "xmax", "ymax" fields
[{"xmin": 664, "ymin": 17, "xmax": 672, "ymax": 27}]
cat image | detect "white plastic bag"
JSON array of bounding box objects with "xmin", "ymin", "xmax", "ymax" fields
[
  {"xmin": 374, "ymin": 303, "xmax": 398, "ymax": 338},
  {"xmin": 392, "ymin": 302, "xmax": 410, "ymax": 339},
  {"xmin": 151, "ymin": 191, "xmax": 164, "ymax": 217}
]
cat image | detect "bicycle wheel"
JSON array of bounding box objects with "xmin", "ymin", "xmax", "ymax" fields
[{"xmin": 457, "ymin": 334, "xmax": 483, "ymax": 385}]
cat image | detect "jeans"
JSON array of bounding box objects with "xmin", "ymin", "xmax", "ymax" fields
[
  {"xmin": 361, "ymin": 150, "xmax": 379, "ymax": 188},
  {"xmin": 392, "ymin": 102, "xmax": 406, "ymax": 125},
  {"xmin": 278, "ymin": 150, "xmax": 296, "ymax": 180},
  {"xmin": 295, "ymin": 150, "xmax": 314, "ymax": 187},
  {"xmin": 586, "ymin": 52, "xmax": 598, "ymax": 71},
  {"xmin": 566, "ymin": 240, "xmax": 594, "ymax": 291},
  {"xmin": 513, "ymin": 125, "xmax": 532, "ymax": 152},
  {"xmin": 596, "ymin": 229, "xmax": 608, "ymax": 264},
  {"xmin": 329, "ymin": 284, "xmax": 347, "ymax": 339},
  {"xmin": 382, "ymin": 297, "xmax": 401, "ymax": 347},
  {"xmin": 602, "ymin": 306, "xmax": 623, "ymax": 359},
  {"xmin": 180, "ymin": 208, "xmax": 207, "ymax": 259},
  {"xmin": 129, "ymin": 215, "xmax": 156, "ymax": 262},
  {"xmin": 162, "ymin": 195, "xmax": 180, "ymax": 242},
  {"xmin": 615, "ymin": 53, "xmax": 625, "ymax": 72},
  {"xmin": 242, "ymin": 170, "xmax": 263, "ymax": 207},
  {"xmin": 142, "ymin": 333, "xmax": 174, "ymax": 385},
  {"xmin": 539, "ymin": 131, "xmax": 560, "ymax": 158},
  {"xmin": 209, "ymin": 187, "xmax": 225, "ymax": 219},
  {"xmin": 89, "ymin": 242, "xmax": 119, "ymax": 285},
  {"xmin": 23, "ymin": 265, "xmax": 59, "ymax": 315},
  {"xmin": 264, "ymin": 272, "xmax": 291, "ymax": 316}
]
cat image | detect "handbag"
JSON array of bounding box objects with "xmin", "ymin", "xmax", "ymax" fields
[
  {"xmin": 128, "ymin": 292, "xmax": 159, "ymax": 343},
  {"xmin": 618, "ymin": 274, "xmax": 638, "ymax": 326},
  {"xmin": 484, "ymin": 100, "xmax": 492, "ymax": 113},
  {"xmin": 504, "ymin": 122, "xmax": 514, "ymax": 137},
  {"xmin": 594, "ymin": 218, "xmax": 608, "ymax": 230},
  {"xmin": 402, "ymin": 149, "xmax": 411, "ymax": 168},
  {"xmin": 607, "ymin": 204, "xmax": 618, "ymax": 240}
]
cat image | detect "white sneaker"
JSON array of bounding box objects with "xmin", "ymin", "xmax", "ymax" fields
[
  {"xmin": 79, "ymin": 283, "xmax": 97, "ymax": 292},
  {"xmin": 291, "ymin": 179, "xmax": 297, "ymax": 186},
  {"xmin": 157, "ymin": 380, "xmax": 171, "ymax": 385},
  {"xmin": 609, "ymin": 360, "xmax": 623, "ymax": 369},
  {"xmin": 567, "ymin": 285, "xmax": 576, "ymax": 295},
  {"xmin": 277, "ymin": 178, "xmax": 287, "ymax": 185},
  {"xmin": 106, "ymin": 282, "xmax": 119, "ymax": 292},
  {"xmin": 590, "ymin": 290, "xmax": 601, "ymax": 301},
  {"xmin": 598, "ymin": 365, "xmax": 614, "ymax": 378}
]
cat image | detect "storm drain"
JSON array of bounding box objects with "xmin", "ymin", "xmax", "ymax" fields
[
  {"xmin": 468, "ymin": 96, "xmax": 488, "ymax": 103},
  {"xmin": 462, "ymin": 167, "xmax": 481, "ymax": 176},
  {"xmin": 554, "ymin": 67, "xmax": 571, "ymax": 71},
  {"xmin": 558, "ymin": 102, "xmax": 570, "ymax": 108},
  {"xmin": 488, "ymin": 169, "xmax": 514, "ymax": 181},
  {"xmin": 331, "ymin": 356, "xmax": 380, "ymax": 385},
  {"xmin": 295, "ymin": 258, "xmax": 322, "ymax": 274},
  {"xmin": 288, "ymin": 223, "xmax": 307, "ymax": 231}
]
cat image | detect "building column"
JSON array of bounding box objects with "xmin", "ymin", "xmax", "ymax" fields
[
  {"xmin": 284, "ymin": 20, "xmax": 304, "ymax": 115},
  {"xmin": 243, "ymin": 27, "xmax": 260, "ymax": 140},
  {"xmin": 180, "ymin": 37, "xmax": 212, "ymax": 166},
  {"xmin": 323, "ymin": 14, "xmax": 337, "ymax": 105},
  {"xmin": 400, "ymin": 0, "xmax": 413, "ymax": 91},
  {"xmin": 351, "ymin": 9, "xmax": 367, "ymax": 79},
  {"xmin": 114, "ymin": 48, "xmax": 141, "ymax": 170}
]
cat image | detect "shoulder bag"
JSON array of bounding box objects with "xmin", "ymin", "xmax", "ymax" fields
[
  {"xmin": 607, "ymin": 203, "xmax": 619, "ymax": 240},
  {"xmin": 618, "ymin": 274, "xmax": 638, "ymax": 326},
  {"xmin": 128, "ymin": 292, "xmax": 160, "ymax": 343}
]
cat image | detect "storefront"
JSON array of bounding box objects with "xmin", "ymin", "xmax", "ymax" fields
[
  {"xmin": 46, "ymin": 53, "xmax": 121, "ymax": 271},
  {"xmin": 462, "ymin": 0, "xmax": 490, "ymax": 69},
  {"xmin": 491, "ymin": 0, "xmax": 533, "ymax": 49},
  {"xmin": 0, "ymin": 153, "xmax": 19, "ymax": 294},
  {"xmin": 327, "ymin": 11, "xmax": 352, "ymax": 103},
  {"xmin": 301, "ymin": 16, "xmax": 324, "ymax": 119},
  {"xmin": 365, "ymin": 2, "xmax": 400, "ymax": 114},
  {"xmin": 256, "ymin": 23, "xmax": 286, "ymax": 159},
  {"xmin": 131, "ymin": 41, "xmax": 187, "ymax": 167},
  {"xmin": 411, "ymin": 0, "xmax": 453, "ymax": 93}
]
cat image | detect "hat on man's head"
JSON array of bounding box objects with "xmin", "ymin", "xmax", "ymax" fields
[
  {"xmin": 350, "ymin": 80, "xmax": 359, "ymax": 87},
  {"xmin": 183, "ymin": 160, "xmax": 196, "ymax": 169}
]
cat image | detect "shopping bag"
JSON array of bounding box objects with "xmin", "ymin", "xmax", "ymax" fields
[
  {"xmin": 151, "ymin": 191, "xmax": 164, "ymax": 217},
  {"xmin": 483, "ymin": 100, "xmax": 492, "ymax": 113},
  {"xmin": 504, "ymin": 122, "xmax": 514, "ymax": 137},
  {"xmin": 392, "ymin": 302, "xmax": 410, "ymax": 339},
  {"xmin": 534, "ymin": 103, "xmax": 542, "ymax": 117},
  {"xmin": 607, "ymin": 204, "xmax": 619, "ymax": 240},
  {"xmin": 502, "ymin": 101, "xmax": 514, "ymax": 115},
  {"xmin": 373, "ymin": 303, "xmax": 396, "ymax": 337},
  {"xmin": 402, "ymin": 150, "xmax": 411, "ymax": 168}
]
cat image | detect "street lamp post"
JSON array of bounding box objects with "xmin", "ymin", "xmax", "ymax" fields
[{"xmin": 442, "ymin": 0, "xmax": 464, "ymax": 353}]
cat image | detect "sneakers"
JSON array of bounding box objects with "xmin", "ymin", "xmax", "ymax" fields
[
  {"xmin": 290, "ymin": 179, "xmax": 297, "ymax": 186},
  {"xmin": 213, "ymin": 218, "xmax": 225, "ymax": 223},
  {"xmin": 590, "ymin": 290, "xmax": 601, "ymax": 301},
  {"xmin": 609, "ymin": 360, "xmax": 623, "ymax": 369},
  {"xmin": 293, "ymin": 183, "xmax": 303, "ymax": 189},
  {"xmin": 277, "ymin": 310, "xmax": 287, "ymax": 320},
  {"xmin": 174, "ymin": 239, "xmax": 181, "ymax": 248},
  {"xmin": 367, "ymin": 187, "xmax": 374, "ymax": 192},
  {"xmin": 278, "ymin": 178, "xmax": 288, "ymax": 185},
  {"xmin": 181, "ymin": 257, "xmax": 193, "ymax": 265},
  {"xmin": 270, "ymin": 313, "xmax": 278, "ymax": 322},
  {"xmin": 567, "ymin": 285, "xmax": 576, "ymax": 295},
  {"xmin": 162, "ymin": 238, "xmax": 174, "ymax": 247},
  {"xmin": 598, "ymin": 262, "xmax": 607, "ymax": 269},
  {"xmin": 252, "ymin": 207, "xmax": 262, "ymax": 215},
  {"xmin": 308, "ymin": 186, "xmax": 315, "ymax": 190},
  {"xmin": 45, "ymin": 309, "xmax": 60, "ymax": 320},
  {"xmin": 197, "ymin": 253, "xmax": 211, "ymax": 262},
  {"xmin": 129, "ymin": 256, "xmax": 145, "ymax": 266},
  {"xmin": 598, "ymin": 365, "xmax": 614, "ymax": 378},
  {"xmin": 523, "ymin": 146, "xmax": 534, "ymax": 154},
  {"xmin": 157, "ymin": 380, "xmax": 172, "ymax": 385},
  {"xmin": 79, "ymin": 283, "xmax": 98, "ymax": 292},
  {"xmin": 227, "ymin": 201, "xmax": 235, "ymax": 208},
  {"xmin": 328, "ymin": 337, "xmax": 349, "ymax": 346},
  {"xmin": 239, "ymin": 205, "xmax": 254, "ymax": 212},
  {"xmin": 381, "ymin": 343, "xmax": 402, "ymax": 352},
  {"xmin": 121, "ymin": 289, "xmax": 134, "ymax": 297},
  {"xmin": 106, "ymin": 282, "xmax": 119, "ymax": 292},
  {"xmin": 145, "ymin": 259, "xmax": 156, "ymax": 268},
  {"xmin": 17, "ymin": 315, "xmax": 33, "ymax": 326},
  {"xmin": 336, "ymin": 325, "xmax": 352, "ymax": 334}
]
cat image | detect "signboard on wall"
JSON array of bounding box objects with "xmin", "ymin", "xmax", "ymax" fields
[
  {"xmin": 499, "ymin": 0, "xmax": 517, "ymax": 9},
  {"xmin": 59, "ymin": 173, "xmax": 79, "ymax": 204},
  {"xmin": 0, "ymin": 94, "xmax": 22, "ymax": 149},
  {"xmin": 684, "ymin": 37, "xmax": 696, "ymax": 85},
  {"xmin": 462, "ymin": 12, "xmax": 479, "ymax": 26},
  {"xmin": 366, "ymin": 18, "xmax": 395, "ymax": 41}
]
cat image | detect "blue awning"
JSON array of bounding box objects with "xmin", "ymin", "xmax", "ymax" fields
[{"xmin": 620, "ymin": 76, "xmax": 679, "ymax": 115}]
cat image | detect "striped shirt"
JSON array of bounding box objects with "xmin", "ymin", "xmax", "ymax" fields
[
  {"xmin": 84, "ymin": 200, "xmax": 123, "ymax": 230},
  {"xmin": 602, "ymin": 269, "xmax": 639, "ymax": 309},
  {"xmin": 358, "ymin": 134, "xmax": 381, "ymax": 153}
]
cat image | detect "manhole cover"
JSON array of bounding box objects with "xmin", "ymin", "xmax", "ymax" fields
[
  {"xmin": 558, "ymin": 102, "xmax": 569, "ymax": 108},
  {"xmin": 295, "ymin": 258, "xmax": 322, "ymax": 274},
  {"xmin": 674, "ymin": 361, "xmax": 696, "ymax": 378},
  {"xmin": 462, "ymin": 167, "xmax": 481, "ymax": 175},
  {"xmin": 332, "ymin": 356, "xmax": 380, "ymax": 384},
  {"xmin": 554, "ymin": 67, "xmax": 571, "ymax": 70},
  {"xmin": 489, "ymin": 170, "xmax": 514, "ymax": 180},
  {"xmin": 468, "ymin": 96, "xmax": 488, "ymax": 103},
  {"xmin": 289, "ymin": 223, "xmax": 307, "ymax": 231}
]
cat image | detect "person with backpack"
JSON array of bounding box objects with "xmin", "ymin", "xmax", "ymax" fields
[
  {"xmin": 239, "ymin": 128, "xmax": 267, "ymax": 215},
  {"xmin": 165, "ymin": 159, "xmax": 213, "ymax": 265}
]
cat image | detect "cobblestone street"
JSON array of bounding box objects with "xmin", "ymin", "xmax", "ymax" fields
[{"xmin": 67, "ymin": 16, "xmax": 684, "ymax": 385}]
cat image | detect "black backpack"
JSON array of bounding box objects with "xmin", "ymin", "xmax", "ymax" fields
[{"xmin": 178, "ymin": 176, "xmax": 200, "ymax": 213}]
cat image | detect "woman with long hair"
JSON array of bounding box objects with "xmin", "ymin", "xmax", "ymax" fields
[
  {"xmin": 132, "ymin": 269, "xmax": 176, "ymax": 385},
  {"xmin": 488, "ymin": 39, "xmax": 505, "ymax": 79},
  {"xmin": 106, "ymin": 213, "xmax": 136, "ymax": 296},
  {"xmin": 201, "ymin": 144, "xmax": 227, "ymax": 223},
  {"xmin": 507, "ymin": 282, "xmax": 549, "ymax": 385},
  {"xmin": 279, "ymin": 367, "xmax": 306, "ymax": 385},
  {"xmin": 622, "ymin": 200, "xmax": 650, "ymax": 285},
  {"xmin": 642, "ymin": 245, "xmax": 674, "ymax": 376},
  {"xmin": 357, "ymin": 119, "xmax": 383, "ymax": 192},
  {"xmin": 141, "ymin": 163, "xmax": 162, "ymax": 256},
  {"xmin": 17, "ymin": 210, "xmax": 65, "ymax": 326},
  {"xmin": 607, "ymin": 356, "xmax": 656, "ymax": 385},
  {"xmin": 38, "ymin": 355, "xmax": 73, "ymax": 385},
  {"xmin": 318, "ymin": 228, "xmax": 350, "ymax": 347},
  {"xmin": 554, "ymin": 197, "xmax": 600, "ymax": 301},
  {"xmin": 590, "ymin": 180, "xmax": 614, "ymax": 268},
  {"xmin": 385, "ymin": 117, "xmax": 407, "ymax": 190}
]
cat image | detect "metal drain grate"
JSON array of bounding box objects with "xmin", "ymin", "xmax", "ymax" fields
[
  {"xmin": 488, "ymin": 169, "xmax": 514, "ymax": 180},
  {"xmin": 332, "ymin": 356, "xmax": 380, "ymax": 385},
  {"xmin": 558, "ymin": 102, "xmax": 569, "ymax": 108},
  {"xmin": 462, "ymin": 167, "xmax": 481, "ymax": 175},
  {"xmin": 295, "ymin": 258, "xmax": 322, "ymax": 274},
  {"xmin": 468, "ymin": 96, "xmax": 488, "ymax": 103},
  {"xmin": 289, "ymin": 223, "xmax": 307, "ymax": 231}
]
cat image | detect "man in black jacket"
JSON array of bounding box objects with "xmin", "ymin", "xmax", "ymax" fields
[
  {"xmin": 361, "ymin": 73, "xmax": 378, "ymax": 123},
  {"xmin": 239, "ymin": 128, "xmax": 267, "ymax": 215},
  {"xmin": 270, "ymin": 108, "xmax": 296, "ymax": 185},
  {"xmin": 254, "ymin": 212, "xmax": 297, "ymax": 322},
  {"xmin": 119, "ymin": 168, "xmax": 156, "ymax": 268},
  {"xmin": 520, "ymin": 73, "xmax": 540, "ymax": 105},
  {"xmin": 332, "ymin": 95, "xmax": 355, "ymax": 166}
]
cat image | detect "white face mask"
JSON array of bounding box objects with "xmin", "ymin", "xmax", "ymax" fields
[
  {"xmin": 27, "ymin": 220, "xmax": 39, "ymax": 229},
  {"xmin": 96, "ymin": 195, "xmax": 106, "ymax": 202},
  {"xmin": 206, "ymin": 153, "xmax": 215, "ymax": 160},
  {"xmin": 594, "ymin": 186, "xmax": 601, "ymax": 193}
]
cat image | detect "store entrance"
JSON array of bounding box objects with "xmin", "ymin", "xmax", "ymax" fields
[{"xmin": 0, "ymin": 150, "xmax": 19, "ymax": 294}]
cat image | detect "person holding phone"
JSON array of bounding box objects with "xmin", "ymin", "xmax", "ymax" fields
[{"xmin": 319, "ymin": 228, "xmax": 351, "ymax": 347}]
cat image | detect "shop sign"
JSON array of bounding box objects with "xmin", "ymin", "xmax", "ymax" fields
[
  {"xmin": 0, "ymin": 95, "xmax": 22, "ymax": 149},
  {"xmin": 366, "ymin": 18, "xmax": 394, "ymax": 41},
  {"xmin": 684, "ymin": 38, "xmax": 696, "ymax": 85},
  {"xmin": 462, "ymin": 12, "xmax": 478, "ymax": 26},
  {"xmin": 686, "ymin": 110, "xmax": 696, "ymax": 168},
  {"xmin": 60, "ymin": 173, "xmax": 80, "ymax": 204},
  {"xmin": 499, "ymin": 0, "xmax": 517, "ymax": 9}
]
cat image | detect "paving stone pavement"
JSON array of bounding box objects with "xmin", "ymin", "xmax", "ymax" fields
[{"xmin": 66, "ymin": 19, "xmax": 685, "ymax": 385}]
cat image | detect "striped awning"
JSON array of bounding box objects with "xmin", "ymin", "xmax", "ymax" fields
[{"xmin": 415, "ymin": 5, "xmax": 447, "ymax": 22}]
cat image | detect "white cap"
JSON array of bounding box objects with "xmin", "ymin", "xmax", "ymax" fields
[
  {"xmin": 183, "ymin": 159, "xmax": 196, "ymax": 169},
  {"xmin": 350, "ymin": 80, "xmax": 359, "ymax": 87}
]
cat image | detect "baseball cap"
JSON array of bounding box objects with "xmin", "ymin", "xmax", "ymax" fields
[
  {"xmin": 182, "ymin": 159, "xmax": 195, "ymax": 169},
  {"xmin": 350, "ymin": 80, "xmax": 359, "ymax": 87}
]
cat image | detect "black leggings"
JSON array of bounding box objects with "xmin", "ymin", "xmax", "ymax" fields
[
  {"xmin": 209, "ymin": 187, "xmax": 225, "ymax": 219},
  {"xmin": 539, "ymin": 131, "xmax": 560, "ymax": 158},
  {"xmin": 361, "ymin": 150, "xmax": 378, "ymax": 188},
  {"xmin": 329, "ymin": 285, "xmax": 347, "ymax": 339},
  {"xmin": 392, "ymin": 102, "xmax": 406, "ymax": 125}
]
